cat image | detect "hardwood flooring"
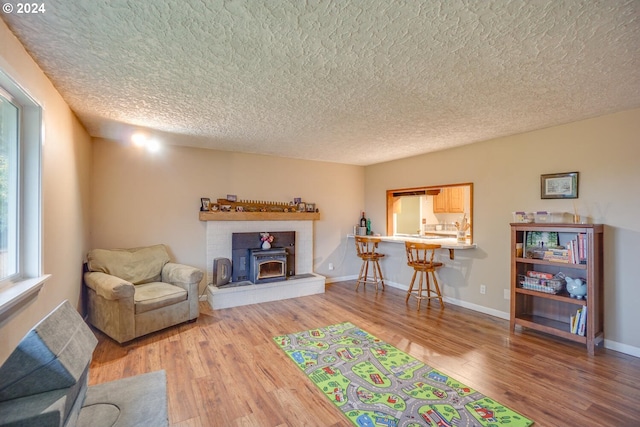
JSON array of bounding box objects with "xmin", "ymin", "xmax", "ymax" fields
[{"xmin": 88, "ymin": 281, "xmax": 640, "ymax": 426}]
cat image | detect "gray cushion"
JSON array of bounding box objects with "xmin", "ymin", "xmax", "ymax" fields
[{"xmin": 0, "ymin": 301, "xmax": 97, "ymax": 402}]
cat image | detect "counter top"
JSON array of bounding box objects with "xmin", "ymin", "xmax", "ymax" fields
[{"xmin": 348, "ymin": 234, "xmax": 476, "ymax": 259}]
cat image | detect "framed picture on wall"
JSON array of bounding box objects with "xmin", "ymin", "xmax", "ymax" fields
[{"xmin": 541, "ymin": 172, "xmax": 579, "ymax": 199}]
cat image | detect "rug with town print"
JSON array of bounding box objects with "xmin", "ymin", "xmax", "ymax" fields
[{"xmin": 274, "ymin": 321, "xmax": 533, "ymax": 427}]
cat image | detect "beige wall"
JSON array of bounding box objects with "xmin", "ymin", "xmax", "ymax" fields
[
  {"xmin": 0, "ymin": 21, "xmax": 93, "ymax": 363},
  {"xmin": 365, "ymin": 108, "xmax": 640, "ymax": 353},
  {"xmin": 90, "ymin": 139, "xmax": 365, "ymax": 291}
]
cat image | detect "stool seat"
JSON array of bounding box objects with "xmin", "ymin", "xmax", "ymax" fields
[
  {"xmin": 354, "ymin": 236, "xmax": 385, "ymax": 291},
  {"xmin": 405, "ymin": 242, "xmax": 444, "ymax": 309}
]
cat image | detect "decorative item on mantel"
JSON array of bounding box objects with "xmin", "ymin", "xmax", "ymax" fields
[
  {"xmin": 455, "ymin": 213, "xmax": 470, "ymax": 243},
  {"xmin": 260, "ymin": 232, "xmax": 274, "ymax": 249},
  {"xmin": 201, "ymin": 197, "xmax": 319, "ymax": 213}
]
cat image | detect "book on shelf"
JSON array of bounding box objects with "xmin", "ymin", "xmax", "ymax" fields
[
  {"xmin": 543, "ymin": 249, "xmax": 571, "ymax": 263},
  {"xmin": 570, "ymin": 307, "xmax": 587, "ymax": 336},
  {"xmin": 529, "ymin": 232, "xmax": 589, "ymax": 265}
]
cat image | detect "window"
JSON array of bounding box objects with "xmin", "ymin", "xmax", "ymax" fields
[
  {"xmin": 0, "ymin": 69, "xmax": 45, "ymax": 316},
  {"xmin": 386, "ymin": 183, "xmax": 474, "ymax": 243},
  {"xmin": 0, "ymin": 89, "xmax": 19, "ymax": 281}
]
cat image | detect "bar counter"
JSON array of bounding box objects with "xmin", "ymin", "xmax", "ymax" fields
[{"xmin": 348, "ymin": 234, "xmax": 476, "ymax": 259}]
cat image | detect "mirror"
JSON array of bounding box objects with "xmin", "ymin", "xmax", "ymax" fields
[{"xmin": 386, "ymin": 183, "xmax": 473, "ymax": 243}]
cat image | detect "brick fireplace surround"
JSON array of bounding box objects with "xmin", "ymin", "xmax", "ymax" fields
[{"xmin": 205, "ymin": 219, "xmax": 325, "ymax": 309}]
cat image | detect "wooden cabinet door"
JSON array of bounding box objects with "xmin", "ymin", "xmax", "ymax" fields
[
  {"xmin": 447, "ymin": 187, "xmax": 465, "ymax": 213},
  {"xmin": 433, "ymin": 191, "xmax": 447, "ymax": 213},
  {"xmin": 433, "ymin": 187, "xmax": 464, "ymax": 213}
]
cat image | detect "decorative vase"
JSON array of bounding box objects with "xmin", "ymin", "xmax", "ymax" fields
[{"xmin": 262, "ymin": 241, "xmax": 271, "ymax": 250}]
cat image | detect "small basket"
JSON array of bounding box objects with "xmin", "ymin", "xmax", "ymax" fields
[{"xmin": 518, "ymin": 274, "xmax": 565, "ymax": 294}]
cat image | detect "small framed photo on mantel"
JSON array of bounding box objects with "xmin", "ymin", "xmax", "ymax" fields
[{"xmin": 541, "ymin": 172, "xmax": 579, "ymax": 199}]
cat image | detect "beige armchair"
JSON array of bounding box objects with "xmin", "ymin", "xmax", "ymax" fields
[{"xmin": 84, "ymin": 244, "xmax": 204, "ymax": 343}]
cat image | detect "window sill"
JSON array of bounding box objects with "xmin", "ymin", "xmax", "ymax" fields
[{"xmin": 0, "ymin": 275, "xmax": 51, "ymax": 320}]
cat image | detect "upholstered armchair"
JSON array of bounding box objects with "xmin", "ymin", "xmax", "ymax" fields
[{"xmin": 84, "ymin": 244, "xmax": 204, "ymax": 344}]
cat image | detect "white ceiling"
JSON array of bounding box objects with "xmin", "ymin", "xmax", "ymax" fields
[{"xmin": 3, "ymin": 1, "xmax": 639, "ymax": 166}]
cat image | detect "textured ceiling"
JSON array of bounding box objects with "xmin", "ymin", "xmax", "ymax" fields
[{"xmin": 2, "ymin": 1, "xmax": 640, "ymax": 165}]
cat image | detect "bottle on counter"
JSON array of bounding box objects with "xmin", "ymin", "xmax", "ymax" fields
[{"xmin": 360, "ymin": 212, "xmax": 367, "ymax": 228}]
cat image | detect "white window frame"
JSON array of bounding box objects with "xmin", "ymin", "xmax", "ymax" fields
[{"xmin": 0, "ymin": 69, "xmax": 49, "ymax": 318}]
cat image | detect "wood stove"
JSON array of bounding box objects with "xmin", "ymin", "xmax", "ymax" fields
[
  {"xmin": 231, "ymin": 231, "xmax": 295, "ymax": 283},
  {"xmin": 249, "ymin": 248, "xmax": 288, "ymax": 284}
]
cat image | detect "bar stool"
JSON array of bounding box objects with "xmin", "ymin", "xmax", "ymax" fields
[
  {"xmin": 354, "ymin": 236, "xmax": 385, "ymax": 291},
  {"xmin": 405, "ymin": 242, "xmax": 444, "ymax": 309}
]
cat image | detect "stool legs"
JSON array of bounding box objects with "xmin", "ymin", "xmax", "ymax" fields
[
  {"xmin": 356, "ymin": 258, "xmax": 385, "ymax": 291},
  {"xmin": 406, "ymin": 269, "xmax": 444, "ymax": 309},
  {"xmin": 430, "ymin": 270, "xmax": 444, "ymax": 307}
]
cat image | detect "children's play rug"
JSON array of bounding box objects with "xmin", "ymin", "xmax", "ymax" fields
[{"xmin": 274, "ymin": 321, "xmax": 533, "ymax": 427}]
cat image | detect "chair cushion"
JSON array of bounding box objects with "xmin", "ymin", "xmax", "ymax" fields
[
  {"xmin": 87, "ymin": 245, "xmax": 170, "ymax": 284},
  {"xmin": 0, "ymin": 301, "xmax": 97, "ymax": 402},
  {"xmin": 134, "ymin": 282, "xmax": 187, "ymax": 314}
]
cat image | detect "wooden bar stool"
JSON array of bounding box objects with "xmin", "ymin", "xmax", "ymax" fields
[
  {"xmin": 405, "ymin": 242, "xmax": 444, "ymax": 309},
  {"xmin": 354, "ymin": 236, "xmax": 385, "ymax": 291}
]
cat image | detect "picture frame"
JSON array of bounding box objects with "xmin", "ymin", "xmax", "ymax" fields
[
  {"xmin": 306, "ymin": 203, "xmax": 315, "ymax": 212},
  {"xmin": 541, "ymin": 172, "xmax": 579, "ymax": 199},
  {"xmin": 297, "ymin": 202, "xmax": 306, "ymax": 212},
  {"xmin": 200, "ymin": 198, "xmax": 210, "ymax": 211},
  {"xmin": 294, "ymin": 197, "xmax": 302, "ymax": 204},
  {"xmin": 226, "ymin": 194, "xmax": 237, "ymax": 202}
]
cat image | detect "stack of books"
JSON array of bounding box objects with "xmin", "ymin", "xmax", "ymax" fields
[
  {"xmin": 543, "ymin": 248, "xmax": 571, "ymax": 263},
  {"xmin": 541, "ymin": 233, "xmax": 588, "ymax": 264},
  {"xmin": 570, "ymin": 306, "xmax": 587, "ymax": 336}
]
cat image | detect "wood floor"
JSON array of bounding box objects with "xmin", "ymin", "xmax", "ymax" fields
[{"xmin": 88, "ymin": 281, "xmax": 640, "ymax": 427}]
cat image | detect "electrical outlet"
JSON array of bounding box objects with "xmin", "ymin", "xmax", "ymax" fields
[
  {"xmin": 504, "ymin": 289, "xmax": 510, "ymax": 300},
  {"xmin": 480, "ymin": 285, "xmax": 486, "ymax": 294},
  {"xmin": 328, "ymin": 263, "xmax": 334, "ymax": 270}
]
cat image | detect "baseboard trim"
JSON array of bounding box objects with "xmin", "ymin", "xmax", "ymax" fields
[{"xmin": 603, "ymin": 339, "xmax": 640, "ymax": 358}]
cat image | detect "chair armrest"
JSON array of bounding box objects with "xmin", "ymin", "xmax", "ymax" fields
[
  {"xmin": 161, "ymin": 263, "xmax": 204, "ymax": 291},
  {"xmin": 84, "ymin": 272, "xmax": 134, "ymax": 300}
]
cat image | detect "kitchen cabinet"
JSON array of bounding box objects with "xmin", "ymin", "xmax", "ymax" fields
[{"xmin": 433, "ymin": 187, "xmax": 465, "ymax": 213}]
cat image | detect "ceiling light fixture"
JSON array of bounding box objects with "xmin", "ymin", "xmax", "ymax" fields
[{"xmin": 131, "ymin": 132, "xmax": 148, "ymax": 147}]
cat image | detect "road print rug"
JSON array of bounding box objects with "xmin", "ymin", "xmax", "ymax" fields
[{"xmin": 274, "ymin": 321, "xmax": 533, "ymax": 427}]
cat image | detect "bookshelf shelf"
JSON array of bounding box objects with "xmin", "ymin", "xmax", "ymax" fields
[
  {"xmin": 515, "ymin": 257, "xmax": 588, "ymax": 270},
  {"xmin": 510, "ymin": 223, "xmax": 604, "ymax": 355}
]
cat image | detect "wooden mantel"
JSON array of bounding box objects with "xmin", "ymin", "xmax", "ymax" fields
[{"xmin": 199, "ymin": 211, "xmax": 320, "ymax": 221}]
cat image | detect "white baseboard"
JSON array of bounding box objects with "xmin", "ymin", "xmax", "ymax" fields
[
  {"xmin": 325, "ymin": 275, "xmax": 358, "ymax": 283},
  {"xmin": 603, "ymin": 339, "xmax": 640, "ymax": 358}
]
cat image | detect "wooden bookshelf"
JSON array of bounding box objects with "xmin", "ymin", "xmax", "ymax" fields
[{"xmin": 510, "ymin": 223, "xmax": 604, "ymax": 355}]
